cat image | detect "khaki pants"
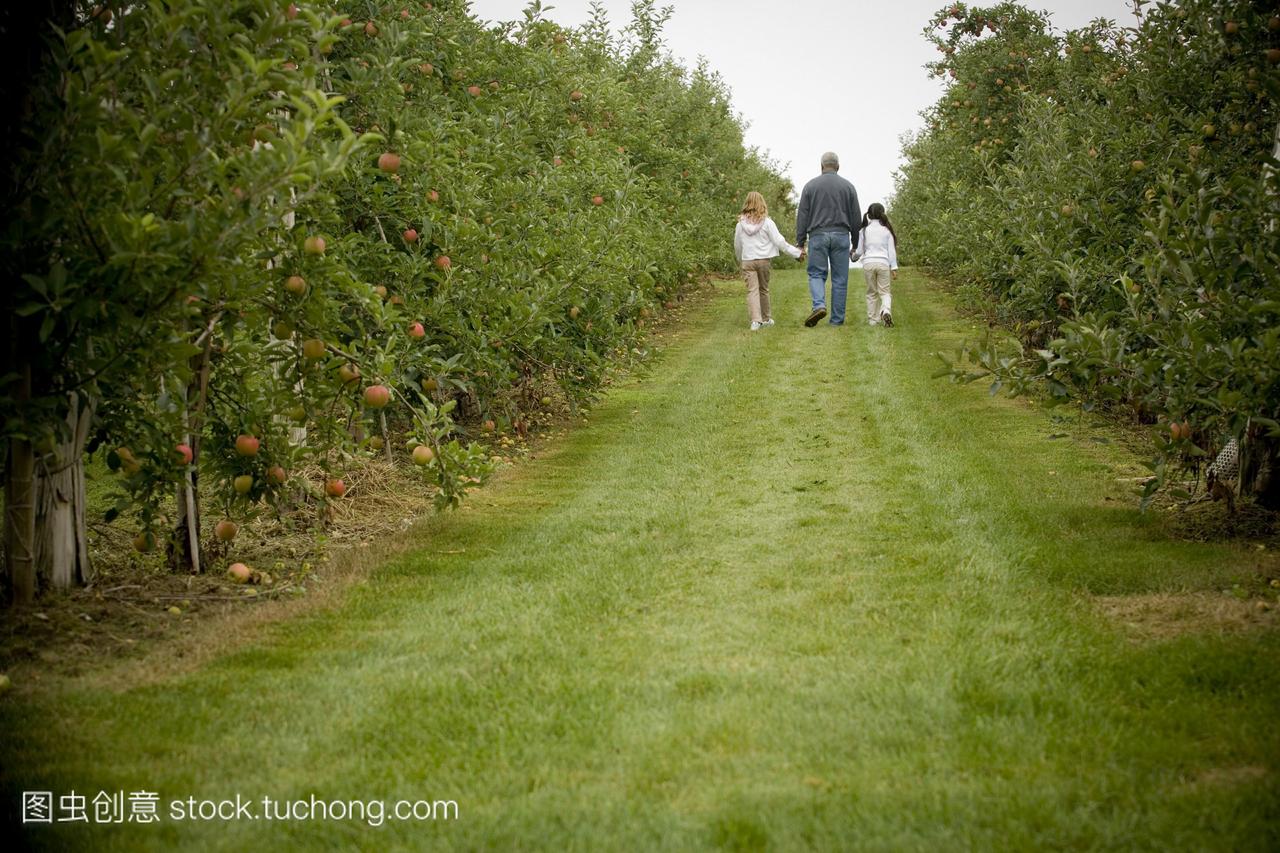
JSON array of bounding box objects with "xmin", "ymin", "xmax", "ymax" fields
[
  {"xmin": 741, "ymin": 259, "xmax": 773, "ymax": 324},
  {"xmin": 864, "ymin": 261, "xmax": 892, "ymax": 322}
]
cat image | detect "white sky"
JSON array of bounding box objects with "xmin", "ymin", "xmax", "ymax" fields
[{"xmin": 467, "ymin": 0, "xmax": 1140, "ymax": 209}]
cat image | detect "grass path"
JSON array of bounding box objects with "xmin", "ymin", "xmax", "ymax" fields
[{"xmin": 3, "ymin": 270, "xmax": 1278, "ymax": 850}]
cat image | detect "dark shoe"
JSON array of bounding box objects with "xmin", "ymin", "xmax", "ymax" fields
[
  {"xmin": 804, "ymin": 307, "xmax": 827, "ymax": 327},
  {"xmin": 880, "ymin": 311, "xmax": 893, "ymax": 328}
]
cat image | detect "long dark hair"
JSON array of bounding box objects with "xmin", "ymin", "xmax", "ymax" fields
[{"xmin": 860, "ymin": 202, "xmax": 898, "ymax": 247}]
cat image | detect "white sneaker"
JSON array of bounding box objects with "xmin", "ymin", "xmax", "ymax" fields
[
  {"xmin": 868, "ymin": 318, "xmax": 879, "ymax": 326},
  {"xmin": 762, "ymin": 319, "xmax": 775, "ymax": 327},
  {"xmin": 750, "ymin": 321, "xmax": 762, "ymax": 331}
]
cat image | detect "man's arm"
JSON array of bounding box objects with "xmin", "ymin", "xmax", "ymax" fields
[
  {"xmin": 795, "ymin": 187, "xmax": 811, "ymax": 248},
  {"xmin": 847, "ymin": 186, "xmax": 861, "ymax": 240}
]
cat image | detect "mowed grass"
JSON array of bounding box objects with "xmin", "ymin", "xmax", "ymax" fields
[{"xmin": 2, "ymin": 270, "xmax": 1277, "ymax": 850}]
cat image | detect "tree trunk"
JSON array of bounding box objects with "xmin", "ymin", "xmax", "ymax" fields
[
  {"xmin": 380, "ymin": 411, "xmax": 393, "ymax": 463},
  {"xmin": 4, "ymin": 361, "xmax": 36, "ymax": 604},
  {"xmin": 33, "ymin": 391, "xmax": 94, "ymax": 589},
  {"xmin": 273, "ymin": 202, "xmax": 308, "ymax": 447},
  {"xmin": 171, "ymin": 469, "xmax": 202, "ymax": 573},
  {"xmin": 170, "ymin": 332, "xmax": 213, "ymax": 574}
]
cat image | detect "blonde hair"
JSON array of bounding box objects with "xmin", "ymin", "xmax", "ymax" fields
[{"xmin": 740, "ymin": 191, "xmax": 767, "ymax": 223}]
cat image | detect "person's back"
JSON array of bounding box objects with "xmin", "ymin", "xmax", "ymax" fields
[
  {"xmin": 797, "ymin": 171, "xmax": 860, "ymax": 238},
  {"xmin": 858, "ymin": 221, "xmax": 897, "ymax": 266}
]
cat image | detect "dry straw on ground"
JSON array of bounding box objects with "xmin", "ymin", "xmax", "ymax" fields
[{"xmin": 1095, "ymin": 591, "xmax": 1279, "ymax": 641}]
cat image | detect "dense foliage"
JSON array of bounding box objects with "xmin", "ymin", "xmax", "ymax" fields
[
  {"xmin": 894, "ymin": 0, "xmax": 1280, "ymax": 507},
  {"xmin": 0, "ymin": 0, "xmax": 792, "ymax": 599}
]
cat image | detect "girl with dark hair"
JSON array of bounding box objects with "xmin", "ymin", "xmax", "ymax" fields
[{"xmin": 852, "ymin": 202, "xmax": 899, "ymax": 327}]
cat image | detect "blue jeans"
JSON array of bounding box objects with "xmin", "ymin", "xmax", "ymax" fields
[{"xmin": 805, "ymin": 230, "xmax": 851, "ymax": 324}]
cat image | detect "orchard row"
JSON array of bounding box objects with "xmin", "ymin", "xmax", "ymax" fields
[
  {"xmin": 895, "ymin": 0, "xmax": 1280, "ymax": 508},
  {"xmin": 0, "ymin": 0, "xmax": 794, "ymax": 600}
]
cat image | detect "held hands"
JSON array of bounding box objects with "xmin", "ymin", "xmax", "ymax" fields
[{"xmin": 892, "ymin": 270, "xmax": 899, "ymax": 280}]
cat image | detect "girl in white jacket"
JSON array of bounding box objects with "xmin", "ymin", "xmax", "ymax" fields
[
  {"xmin": 734, "ymin": 191, "xmax": 802, "ymax": 330},
  {"xmin": 852, "ymin": 202, "xmax": 899, "ymax": 327}
]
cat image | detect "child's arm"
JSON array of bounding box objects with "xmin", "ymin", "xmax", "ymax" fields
[
  {"xmin": 765, "ymin": 219, "xmax": 802, "ymax": 259},
  {"xmin": 888, "ymin": 233, "xmax": 899, "ymax": 270}
]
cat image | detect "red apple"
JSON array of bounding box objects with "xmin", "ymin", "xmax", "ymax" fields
[
  {"xmin": 434, "ymin": 255, "xmax": 452, "ymax": 271},
  {"xmin": 286, "ymin": 3, "xmax": 298, "ymax": 19},
  {"xmin": 591, "ymin": 195, "xmax": 604, "ymax": 206},
  {"xmin": 373, "ymin": 285, "xmax": 388, "ymax": 299},
  {"xmin": 363, "ymin": 385, "xmax": 391, "ymax": 408},
  {"xmin": 467, "ymin": 85, "xmax": 483, "ymax": 97},
  {"xmin": 267, "ymin": 465, "xmax": 287, "ymax": 486},
  {"xmin": 409, "ymin": 322, "xmax": 426, "ymax": 339},
  {"xmin": 233, "ymin": 474, "xmax": 254, "ymax": 494},
  {"xmin": 325, "ymin": 478, "xmax": 346, "ymax": 497},
  {"xmin": 364, "ymin": 21, "xmax": 378, "ymax": 35},
  {"xmin": 227, "ymin": 562, "xmax": 252, "ymax": 583},
  {"xmin": 400, "ymin": 8, "xmax": 410, "ymax": 19},
  {"xmin": 403, "ymin": 228, "xmax": 418, "ymax": 243},
  {"xmin": 378, "ymin": 152, "xmax": 401, "ymax": 172},
  {"xmin": 569, "ymin": 90, "xmax": 583, "ymax": 101},
  {"xmin": 427, "ymin": 189, "xmax": 439, "ymax": 203},
  {"xmin": 175, "ymin": 443, "xmax": 193, "ymax": 465},
  {"xmin": 215, "ymin": 520, "xmax": 239, "ymax": 541},
  {"xmin": 284, "ymin": 275, "xmax": 306, "ymax": 295},
  {"xmin": 412, "ymin": 444, "xmax": 435, "ymax": 465},
  {"xmin": 419, "ymin": 62, "xmax": 434, "ymax": 75},
  {"xmin": 303, "ymin": 235, "xmax": 325, "ymax": 255},
  {"xmin": 235, "ymin": 434, "xmax": 260, "ymax": 456},
  {"xmin": 482, "ymin": 420, "xmax": 495, "ymax": 433}
]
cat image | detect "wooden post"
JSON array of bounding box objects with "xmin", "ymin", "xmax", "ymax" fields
[{"xmin": 35, "ymin": 391, "xmax": 95, "ymax": 589}]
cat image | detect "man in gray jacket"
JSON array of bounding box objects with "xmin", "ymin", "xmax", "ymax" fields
[{"xmin": 795, "ymin": 152, "xmax": 862, "ymax": 326}]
